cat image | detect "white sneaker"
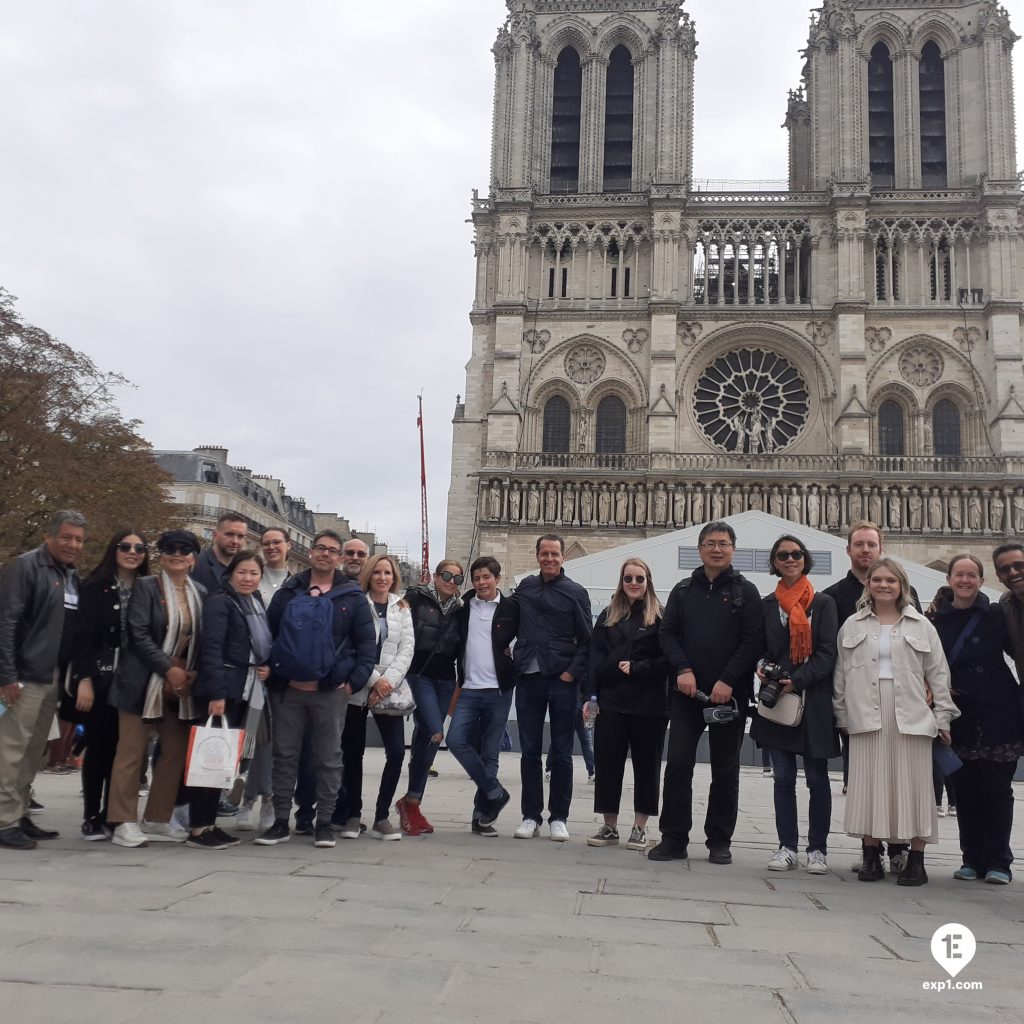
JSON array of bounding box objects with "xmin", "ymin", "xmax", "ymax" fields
[
  {"xmin": 141, "ymin": 819, "xmax": 188, "ymax": 843},
  {"xmin": 888, "ymin": 851, "xmax": 908, "ymax": 875},
  {"xmin": 937, "ymin": 804, "xmax": 946, "ymax": 817},
  {"xmin": 112, "ymin": 822, "xmax": 149, "ymax": 848},
  {"xmin": 767, "ymin": 847, "xmax": 798, "ymax": 871},
  {"xmin": 514, "ymin": 817, "xmax": 539, "ymax": 839},
  {"xmin": 258, "ymin": 798, "xmax": 275, "ymax": 833},
  {"xmin": 549, "ymin": 820, "xmax": 570, "ymax": 842},
  {"xmin": 806, "ymin": 850, "xmax": 828, "ymax": 874},
  {"xmin": 169, "ymin": 804, "xmax": 190, "ymax": 832},
  {"xmin": 235, "ymin": 802, "xmax": 257, "ymax": 831}
]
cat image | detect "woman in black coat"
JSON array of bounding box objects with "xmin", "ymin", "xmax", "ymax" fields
[
  {"xmin": 187, "ymin": 550, "xmax": 272, "ymax": 850},
  {"xmin": 751, "ymin": 535, "xmax": 839, "ymax": 874},
  {"xmin": 584, "ymin": 558, "xmax": 669, "ymax": 852},
  {"xmin": 929, "ymin": 555, "xmax": 1024, "ymax": 884},
  {"xmin": 69, "ymin": 529, "xmax": 150, "ymax": 840}
]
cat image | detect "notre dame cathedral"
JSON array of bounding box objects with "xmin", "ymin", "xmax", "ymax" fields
[{"xmin": 445, "ymin": 0, "xmax": 1022, "ymax": 576}]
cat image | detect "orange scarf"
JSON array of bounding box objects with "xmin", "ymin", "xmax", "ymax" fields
[{"xmin": 775, "ymin": 576, "xmax": 814, "ymax": 665}]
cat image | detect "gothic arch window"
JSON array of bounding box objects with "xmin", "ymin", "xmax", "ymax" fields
[
  {"xmin": 929, "ymin": 237, "xmax": 952, "ymax": 301},
  {"xmin": 550, "ymin": 47, "xmax": 583, "ymax": 194},
  {"xmin": 595, "ymin": 395, "xmax": 627, "ymax": 454},
  {"xmin": 868, "ymin": 43, "xmax": 895, "ymax": 188},
  {"xmin": 603, "ymin": 45, "xmax": 634, "ymax": 192},
  {"xmin": 542, "ymin": 394, "xmax": 571, "ymax": 453},
  {"xmin": 874, "ymin": 239, "xmax": 900, "ymax": 301},
  {"xmin": 932, "ymin": 399, "xmax": 961, "ymax": 457},
  {"xmin": 919, "ymin": 41, "xmax": 947, "ymax": 188},
  {"xmin": 878, "ymin": 400, "xmax": 906, "ymax": 456}
]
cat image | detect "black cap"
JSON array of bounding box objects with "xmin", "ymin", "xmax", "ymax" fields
[{"xmin": 156, "ymin": 530, "xmax": 201, "ymax": 554}]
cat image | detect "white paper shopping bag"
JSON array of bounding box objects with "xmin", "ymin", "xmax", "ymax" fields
[{"xmin": 185, "ymin": 716, "xmax": 245, "ymax": 789}]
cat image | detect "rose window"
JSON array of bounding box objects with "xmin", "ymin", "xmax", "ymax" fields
[{"xmin": 693, "ymin": 348, "xmax": 809, "ymax": 453}]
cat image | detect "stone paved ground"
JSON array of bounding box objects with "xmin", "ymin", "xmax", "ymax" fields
[{"xmin": 2, "ymin": 749, "xmax": 1021, "ymax": 1023}]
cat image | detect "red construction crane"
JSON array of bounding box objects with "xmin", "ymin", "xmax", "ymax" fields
[{"xmin": 417, "ymin": 393, "xmax": 429, "ymax": 583}]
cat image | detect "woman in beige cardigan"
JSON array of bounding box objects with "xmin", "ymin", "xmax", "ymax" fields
[{"xmin": 834, "ymin": 557, "xmax": 959, "ymax": 886}]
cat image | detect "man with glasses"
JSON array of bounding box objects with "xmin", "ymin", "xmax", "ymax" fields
[
  {"xmin": 512, "ymin": 534, "xmax": 592, "ymax": 842},
  {"xmin": 649, "ymin": 521, "xmax": 763, "ymax": 864},
  {"xmin": 256, "ymin": 530, "xmax": 376, "ymax": 849},
  {"xmin": 0, "ymin": 511, "xmax": 86, "ymax": 849},
  {"xmin": 192, "ymin": 512, "xmax": 248, "ymax": 594}
]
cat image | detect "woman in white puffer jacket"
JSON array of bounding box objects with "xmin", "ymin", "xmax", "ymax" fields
[{"xmin": 332, "ymin": 554, "xmax": 414, "ymax": 840}]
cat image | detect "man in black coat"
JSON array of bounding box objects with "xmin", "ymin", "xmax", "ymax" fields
[
  {"xmin": 191, "ymin": 512, "xmax": 248, "ymax": 595},
  {"xmin": 649, "ymin": 521, "xmax": 764, "ymax": 864}
]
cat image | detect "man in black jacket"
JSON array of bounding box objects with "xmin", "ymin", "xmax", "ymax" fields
[
  {"xmin": 448, "ymin": 557, "xmax": 519, "ymax": 837},
  {"xmin": 191, "ymin": 512, "xmax": 248, "ymax": 595},
  {"xmin": 0, "ymin": 511, "xmax": 86, "ymax": 850},
  {"xmin": 254, "ymin": 530, "xmax": 376, "ymax": 850},
  {"xmin": 512, "ymin": 534, "xmax": 592, "ymax": 842},
  {"xmin": 649, "ymin": 521, "xmax": 763, "ymax": 864}
]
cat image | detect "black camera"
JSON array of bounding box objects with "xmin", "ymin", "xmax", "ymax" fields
[
  {"xmin": 693, "ymin": 690, "xmax": 741, "ymax": 724},
  {"xmin": 758, "ymin": 661, "xmax": 787, "ymax": 709}
]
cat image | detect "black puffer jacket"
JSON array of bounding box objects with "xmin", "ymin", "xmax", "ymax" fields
[
  {"xmin": 406, "ymin": 585, "xmax": 462, "ymax": 681},
  {"xmin": 196, "ymin": 588, "xmax": 269, "ymax": 704},
  {"xmin": 588, "ymin": 602, "xmax": 668, "ymax": 717}
]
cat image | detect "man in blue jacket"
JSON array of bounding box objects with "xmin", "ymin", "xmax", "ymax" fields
[
  {"xmin": 649, "ymin": 521, "xmax": 764, "ymax": 865},
  {"xmin": 512, "ymin": 534, "xmax": 592, "ymax": 842},
  {"xmin": 254, "ymin": 529, "xmax": 376, "ymax": 850}
]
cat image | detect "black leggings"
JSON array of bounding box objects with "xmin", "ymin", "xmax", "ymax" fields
[{"xmin": 82, "ymin": 704, "xmax": 120, "ymax": 822}]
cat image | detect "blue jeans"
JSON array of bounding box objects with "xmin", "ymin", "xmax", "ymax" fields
[
  {"xmin": 770, "ymin": 749, "xmax": 831, "ymax": 854},
  {"xmin": 548, "ymin": 692, "xmax": 594, "ymax": 777},
  {"xmin": 447, "ymin": 687, "xmax": 514, "ymax": 820},
  {"xmin": 515, "ymin": 672, "xmax": 576, "ymax": 824},
  {"xmin": 405, "ymin": 674, "xmax": 456, "ymax": 801}
]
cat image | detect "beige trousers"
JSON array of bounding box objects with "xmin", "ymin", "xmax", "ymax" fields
[
  {"xmin": 0, "ymin": 678, "xmax": 59, "ymax": 828},
  {"xmin": 108, "ymin": 711, "xmax": 190, "ymax": 825}
]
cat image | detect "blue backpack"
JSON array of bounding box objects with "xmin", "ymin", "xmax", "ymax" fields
[{"xmin": 271, "ymin": 586, "xmax": 346, "ymax": 682}]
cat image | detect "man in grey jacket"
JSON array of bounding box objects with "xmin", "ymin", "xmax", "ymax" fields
[{"xmin": 0, "ymin": 511, "xmax": 86, "ymax": 849}]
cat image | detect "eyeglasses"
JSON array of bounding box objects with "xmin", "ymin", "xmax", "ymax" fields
[
  {"xmin": 160, "ymin": 544, "xmax": 194, "ymax": 557},
  {"xmin": 343, "ymin": 550, "xmax": 368, "ymax": 558},
  {"xmin": 623, "ymin": 574, "xmax": 646, "ymax": 585},
  {"xmin": 995, "ymin": 560, "xmax": 1024, "ymax": 575},
  {"xmin": 312, "ymin": 544, "xmax": 342, "ymax": 556},
  {"xmin": 117, "ymin": 542, "xmax": 147, "ymax": 555},
  {"xmin": 700, "ymin": 540, "xmax": 733, "ymax": 550},
  {"xmin": 774, "ymin": 550, "xmax": 805, "ymax": 562},
  {"xmin": 439, "ymin": 571, "xmax": 465, "ymax": 585}
]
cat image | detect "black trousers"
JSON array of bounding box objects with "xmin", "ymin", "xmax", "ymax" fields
[
  {"xmin": 81, "ymin": 703, "xmax": 119, "ymax": 823},
  {"xmin": 658, "ymin": 696, "xmax": 745, "ymax": 849},
  {"xmin": 189, "ymin": 702, "xmax": 244, "ymax": 830},
  {"xmin": 953, "ymin": 759, "xmax": 1016, "ymax": 875},
  {"xmin": 593, "ymin": 710, "xmax": 666, "ymax": 817}
]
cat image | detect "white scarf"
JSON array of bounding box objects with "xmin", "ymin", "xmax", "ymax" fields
[{"xmin": 142, "ymin": 574, "xmax": 202, "ymax": 721}]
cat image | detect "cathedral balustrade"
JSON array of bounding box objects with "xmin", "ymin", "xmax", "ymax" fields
[{"xmin": 475, "ymin": 476, "xmax": 1024, "ymax": 538}]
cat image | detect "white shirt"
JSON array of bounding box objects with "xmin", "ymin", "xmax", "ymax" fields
[
  {"xmin": 878, "ymin": 626, "xmax": 894, "ymax": 679},
  {"xmin": 463, "ymin": 597, "xmax": 500, "ymax": 690}
]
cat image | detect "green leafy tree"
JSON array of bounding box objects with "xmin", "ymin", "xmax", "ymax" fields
[{"xmin": 0, "ymin": 288, "xmax": 175, "ymax": 565}]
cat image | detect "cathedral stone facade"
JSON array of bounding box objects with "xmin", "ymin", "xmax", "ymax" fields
[{"xmin": 446, "ymin": 0, "xmax": 1023, "ymax": 576}]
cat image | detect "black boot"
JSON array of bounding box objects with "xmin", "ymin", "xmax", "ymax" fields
[
  {"xmin": 897, "ymin": 849, "xmax": 928, "ymax": 887},
  {"xmin": 857, "ymin": 844, "xmax": 885, "ymax": 881}
]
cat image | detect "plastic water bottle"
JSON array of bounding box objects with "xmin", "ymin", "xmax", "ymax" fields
[{"xmin": 584, "ymin": 695, "xmax": 599, "ymax": 730}]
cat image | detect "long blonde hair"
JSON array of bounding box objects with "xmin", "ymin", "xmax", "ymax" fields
[
  {"xmin": 856, "ymin": 556, "xmax": 912, "ymax": 613},
  {"xmin": 360, "ymin": 554, "xmax": 408, "ymax": 608},
  {"xmin": 604, "ymin": 558, "xmax": 662, "ymax": 628}
]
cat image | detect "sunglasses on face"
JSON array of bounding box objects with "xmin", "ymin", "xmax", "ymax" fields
[
  {"xmin": 117, "ymin": 542, "xmax": 147, "ymax": 555},
  {"xmin": 775, "ymin": 550, "xmax": 805, "ymax": 562},
  {"xmin": 161, "ymin": 544, "xmax": 194, "ymax": 557},
  {"xmin": 997, "ymin": 561, "xmax": 1024, "ymax": 575},
  {"xmin": 343, "ymin": 550, "xmax": 368, "ymax": 558},
  {"xmin": 623, "ymin": 574, "xmax": 646, "ymax": 585},
  {"xmin": 439, "ymin": 571, "xmax": 465, "ymax": 585}
]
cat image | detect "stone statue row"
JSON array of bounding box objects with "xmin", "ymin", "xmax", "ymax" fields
[{"xmin": 480, "ymin": 478, "xmax": 1024, "ymax": 535}]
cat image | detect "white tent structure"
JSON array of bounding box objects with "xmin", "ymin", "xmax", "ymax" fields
[{"xmin": 537, "ymin": 511, "xmax": 1003, "ymax": 616}]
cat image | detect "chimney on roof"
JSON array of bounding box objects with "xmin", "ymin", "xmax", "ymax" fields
[{"xmin": 194, "ymin": 445, "xmax": 229, "ymax": 463}]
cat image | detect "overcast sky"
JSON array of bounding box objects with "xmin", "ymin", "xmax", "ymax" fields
[{"xmin": 1, "ymin": 1, "xmax": 1021, "ymax": 559}]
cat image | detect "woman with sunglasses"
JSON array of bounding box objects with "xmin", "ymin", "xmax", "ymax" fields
[
  {"xmin": 928, "ymin": 554, "xmax": 1024, "ymax": 884},
  {"xmin": 107, "ymin": 530, "xmax": 206, "ymax": 848},
  {"xmin": 750, "ymin": 535, "xmax": 839, "ymax": 874},
  {"xmin": 67, "ymin": 530, "xmax": 150, "ymax": 840},
  {"xmin": 395, "ymin": 559, "xmax": 464, "ymax": 836},
  {"xmin": 585, "ymin": 559, "xmax": 668, "ymax": 851}
]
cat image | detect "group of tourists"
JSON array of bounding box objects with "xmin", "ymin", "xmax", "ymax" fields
[{"xmin": 0, "ymin": 510, "xmax": 1021, "ymax": 888}]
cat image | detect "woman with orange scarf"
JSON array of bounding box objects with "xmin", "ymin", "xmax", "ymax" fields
[{"xmin": 751, "ymin": 535, "xmax": 840, "ymax": 874}]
